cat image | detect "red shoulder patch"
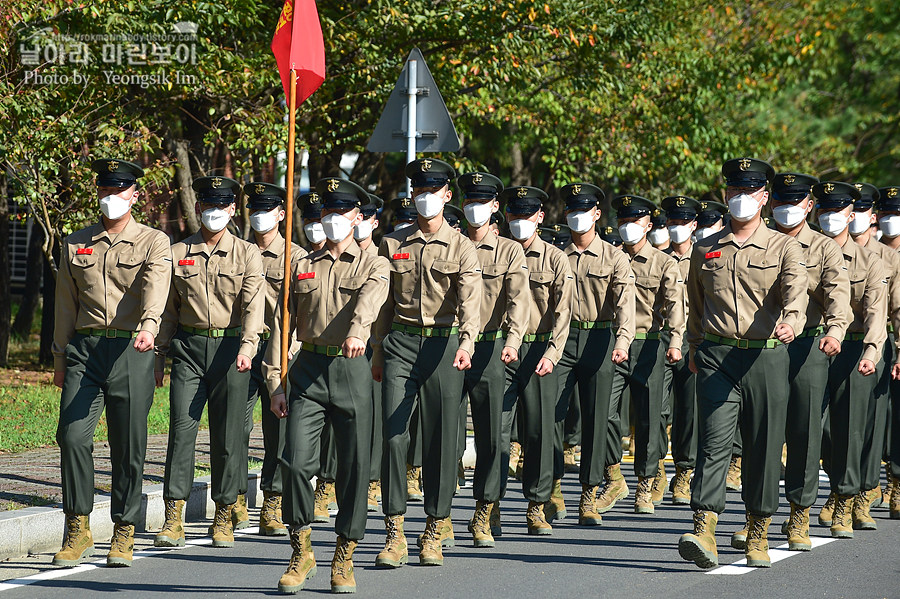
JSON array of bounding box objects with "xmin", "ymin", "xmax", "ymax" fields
[
  {"xmin": 76, "ymin": 248, "xmax": 93, "ymax": 255},
  {"xmin": 392, "ymin": 253, "xmax": 410, "ymax": 260},
  {"xmin": 705, "ymin": 251, "xmax": 721, "ymax": 259},
  {"xmin": 178, "ymin": 259, "xmax": 195, "ymax": 266},
  {"xmin": 297, "ymin": 272, "xmax": 315, "ymax": 280}
]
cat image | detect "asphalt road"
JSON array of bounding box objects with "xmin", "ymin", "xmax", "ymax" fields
[{"xmin": 1, "ymin": 467, "xmax": 897, "ymax": 599}]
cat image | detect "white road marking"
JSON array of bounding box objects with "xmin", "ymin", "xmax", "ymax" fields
[
  {"xmin": 708, "ymin": 537, "xmax": 835, "ymax": 575},
  {"xmin": 0, "ymin": 527, "xmax": 262, "ymax": 592}
]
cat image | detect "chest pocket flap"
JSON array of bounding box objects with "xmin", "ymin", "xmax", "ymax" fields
[
  {"xmin": 482, "ymin": 263, "xmax": 505, "ymax": 278},
  {"xmin": 338, "ymin": 275, "xmax": 366, "ymax": 291},
  {"xmin": 294, "ymin": 278, "xmax": 319, "ymax": 294},
  {"xmin": 586, "ymin": 265, "xmax": 610, "ymax": 279},
  {"xmin": 634, "ymin": 275, "xmax": 659, "ymax": 289},
  {"xmin": 71, "ymin": 254, "xmax": 95, "ymax": 269},
  {"xmin": 431, "ymin": 259, "xmax": 459, "ymax": 275},
  {"xmin": 530, "ymin": 271, "xmax": 553, "ymax": 285}
]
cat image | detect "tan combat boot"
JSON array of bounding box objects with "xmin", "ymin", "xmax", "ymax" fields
[
  {"xmin": 232, "ymin": 493, "xmax": 250, "ymax": 530},
  {"xmin": 595, "ymin": 464, "xmax": 629, "ymax": 513},
  {"xmin": 278, "ymin": 527, "xmax": 316, "ymax": 593},
  {"xmin": 526, "ymin": 500, "xmax": 552, "ymax": 535},
  {"xmin": 367, "ymin": 481, "xmax": 379, "ymax": 512},
  {"xmin": 563, "ymin": 443, "xmax": 578, "ymax": 472},
  {"xmin": 784, "ymin": 503, "xmax": 811, "ymax": 551},
  {"xmin": 509, "ymin": 442, "xmax": 522, "ymax": 477},
  {"xmin": 457, "ymin": 460, "xmax": 466, "ymax": 492},
  {"xmin": 578, "ymin": 485, "xmax": 603, "ymax": 526},
  {"xmin": 830, "ymin": 494, "xmax": 854, "ymax": 538},
  {"xmin": 490, "ymin": 502, "xmax": 502, "ymax": 538},
  {"xmin": 725, "ymin": 456, "xmax": 742, "ymax": 491},
  {"xmin": 670, "ymin": 466, "xmax": 692, "ymax": 505},
  {"xmin": 417, "ymin": 516, "xmax": 454, "ymax": 548},
  {"xmin": 468, "ymin": 501, "xmax": 495, "ymax": 547},
  {"xmin": 650, "ymin": 460, "xmax": 667, "ymax": 505},
  {"xmin": 881, "ymin": 469, "xmax": 893, "ymax": 507},
  {"xmin": 314, "ymin": 479, "xmax": 331, "ymax": 523},
  {"xmin": 818, "ymin": 492, "xmax": 836, "ymax": 527},
  {"xmin": 406, "ymin": 465, "xmax": 423, "ymax": 502},
  {"xmin": 419, "ymin": 516, "xmax": 445, "ymax": 566},
  {"xmin": 678, "ymin": 510, "xmax": 719, "ymax": 569},
  {"xmin": 852, "ymin": 489, "xmax": 877, "ymax": 530},
  {"xmin": 259, "ymin": 491, "xmax": 288, "ymax": 536},
  {"xmin": 375, "ymin": 515, "xmax": 408, "ymax": 567},
  {"xmin": 154, "ymin": 499, "xmax": 186, "ymax": 547},
  {"xmin": 730, "ymin": 513, "xmax": 749, "ymax": 550},
  {"xmin": 53, "ymin": 514, "xmax": 94, "ymax": 567},
  {"xmin": 544, "ymin": 478, "xmax": 567, "ymax": 521},
  {"xmin": 515, "ymin": 449, "xmax": 525, "ymax": 480},
  {"xmin": 891, "ymin": 478, "xmax": 900, "ymax": 519},
  {"xmin": 331, "ymin": 535, "xmax": 357, "ymax": 593},
  {"xmin": 106, "ymin": 523, "xmax": 134, "ymax": 567},
  {"xmin": 634, "ymin": 476, "xmax": 655, "ymax": 514},
  {"xmin": 745, "ymin": 514, "xmax": 772, "ymax": 567},
  {"xmin": 211, "ymin": 502, "xmax": 235, "ymax": 547}
]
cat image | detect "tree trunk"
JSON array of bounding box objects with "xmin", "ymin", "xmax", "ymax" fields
[
  {"xmin": 173, "ymin": 139, "xmax": 200, "ymax": 233},
  {"xmin": 0, "ymin": 169, "xmax": 10, "ymax": 366},
  {"xmin": 11, "ymin": 220, "xmax": 43, "ymax": 340},
  {"xmin": 38, "ymin": 237, "xmax": 58, "ymax": 366}
]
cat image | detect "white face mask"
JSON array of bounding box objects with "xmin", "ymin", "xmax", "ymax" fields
[
  {"xmin": 848, "ymin": 212, "xmax": 871, "ymax": 235},
  {"xmin": 463, "ymin": 201, "xmax": 494, "ymax": 227},
  {"xmin": 394, "ymin": 221, "xmax": 414, "ymax": 231},
  {"xmin": 648, "ymin": 228, "xmax": 670, "ymax": 245},
  {"xmin": 201, "ymin": 207, "xmax": 231, "ymax": 232},
  {"xmin": 772, "ymin": 204, "xmax": 807, "ymax": 228},
  {"xmin": 304, "ymin": 222, "xmax": 326, "ymax": 245},
  {"xmin": 618, "ymin": 222, "xmax": 646, "ymax": 245},
  {"xmin": 818, "ymin": 211, "xmax": 849, "ymax": 237},
  {"xmin": 566, "ymin": 210, "xmax": 595, "ymax": 234},
  {"xmin": 728, "ymin": 193, "xmax": 761, "ymax": 222},
  {"xmin": 667, "ymin": 224, "xmax": 694, "ymax": 244},
  {"xmin": 99, "ymin": 192, "xmax": 132, "ymax": 220},
  {"xmin": 879, "ymin": 215, "xmax": 900, "ymax": 238},
  {"xmin": 695, "ymin": 226, "xmax": 718, "ymax": 240},
  {"xmin": 249, "ymin": 208, "xmax": 280, "ymax": 233},
  {"xmin": 321, "ymin": 212, "xmax": 354, "ymax": 243},
  {"xmin": 509, "ymin": 218, "xmax": 538, "ymax": 241},
  {"xmin": 353, "ymin": 220, "xmax": 373, "ymax": 241},
  {"xmin": 414, "ymin": 191, "xmax": 445, "ymax": 219}
]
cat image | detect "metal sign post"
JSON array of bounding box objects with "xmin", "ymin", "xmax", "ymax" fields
[{"xmin": 406, "ymin": 58, "xmax": 417, "ymax": 198}]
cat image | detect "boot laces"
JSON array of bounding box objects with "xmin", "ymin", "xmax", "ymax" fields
[
  {"xmin": 384, "ymin": 517, "xmax": 401, "ymax": 544},
  {"xmin": 314, "ymin": 481, "xmax": 327, "ymax": 502},
  {"xmin": 749, "ymin": 516, "xmax": 766, "ymax": 537},
  {"xmin": 789, "ymin": 508, "xmax": 804, "ymax": 531},
  {"xmin": 111, "ymin": 525, "xmax": 130, "ymax": 551},
  {"xmin": 473, "ymin": 503, "xmax": 489, "ymax": 528},
  {"xmin": 164, "ymin": 500, "xmax": 179, "ymax": 522},
  {"xmin": 63, "ymin": 516, "xmax": 81, "ymax": 549},
  {"xmin": 693, "ymin": 511, "xmax": 708, "ymax": 534}
]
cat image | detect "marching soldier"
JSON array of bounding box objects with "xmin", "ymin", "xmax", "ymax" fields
[
  {"xmin": 694, "ymin": 201, "xmax": 727, "ymax": 241},
  {"xmin": 661, "ymin": 195, "xmax": 702, "ymax": 505},
  {"xmin": 498, "ymin": 185, "xmax": 574, "ymax": 535},
  {"xmin": 371, "ymin": 159, "xmax": 482, "ymax": 567},
  {"xmin": 457, "ymin": 172, "xmax": 530, "ymax": 545},
  {"xmin": 239, "ymin": 182, "xmax": 305, "ymax": 535},
  {"xmin": 553, "ymin": 183, "xmax": 635, "ymax": 526},
  {"xmin": 264, "ymin": 178, "xmax": 388, "ymax": 594},
  {"xmin": 52, "ymin": 159, "xmax": 171, "ymax": 567},
  {"xmin": 759, "ymin": 173, "xmax": 850, "ymax": 551},
  {"xmin": 599, "ymin": 225, "xmax": 624, "ymax": 247},
  {"xmin": 605, "ymin": 194, "xmax": 684, "ymax": 515},
  {"xmin": 879, "ymin": 185, "xmax": 900, "ymax": 519},
  {"xmin": 390, "ymin": 197, "xmax": 418, "ymax": 232},
  {"xmin": 678, "ymin": 158, "xmax": 807, "ymax": 569},
  {"xmin": 154, "ymin": 176, "xmax": 264, "ymax": 549},
  {"xmin": 444, "ymin": 203, "xmax": 465, "ymax": 232},
  {"xmin": 301, "ymin": 192, "xmax": 326, "ymax": 251},
  {"xmin": 648, "ymin": 208, "xmax": 670, "ymax": 250},
  {"xmin": 355, "ymin": 193, "xmax": 382, "ymax": 255}
]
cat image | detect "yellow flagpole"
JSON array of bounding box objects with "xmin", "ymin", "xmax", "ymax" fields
[{"xmin": 280, "ymin": 69, "xmax": 297, "ymax": 391}]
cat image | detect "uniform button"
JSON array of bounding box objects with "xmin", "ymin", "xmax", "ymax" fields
[{"xmin": 738, "ymin": 293, "xmax": 743, "ymax": 299}]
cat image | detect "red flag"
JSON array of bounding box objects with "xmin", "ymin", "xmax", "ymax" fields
[{"xmin": 271, "ymin": 0, "xmax": 325, "ymax": 106}]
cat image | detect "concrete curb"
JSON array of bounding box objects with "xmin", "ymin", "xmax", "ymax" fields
[{"xmin": 0, "ymin": 470, "xmax": 264, "ymax": 561}]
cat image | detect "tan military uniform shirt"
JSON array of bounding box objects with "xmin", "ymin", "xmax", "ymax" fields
[
  {"xmin": 841, "ymin": 238, "xmax": 888, "ymax": 362},
  {"xmin": 257, "ymin": 233, "xmax": 305, "ymax": 334},
  {"xmin": 792, "ymin": 224, "xmax": 851, "ymax": 339},
  {"xmin": 687, "ymin": 221, "xmax": 808, "ymax": 356},
  {"xmin": 158, "ymin": 230, "xmax": 265, "ymax": 361},
  {"xmin": 626, "ymin": 241, "xmax": 685, "ymax": 350},
  {"xmin": 359, "ymin": 239, "xmax": 379, "ymax": 257},
  {"xmin": 664, "ymin": 245, "xmax": 691, "ymax": 343},
  {"xmin": 565, "ymin": 234, "xmax": 636, "ymax": 352},
  {"xmin": 864, "ymin": 236, "xmax": 900, "ymax": 352},
  {"xmin": 262, "ymin": 242, "xmax": 390, "ymax": 396},
  {"xmin": 373, "ymin": 219, "xmax": 483, "ymax": 365},
  {"xmin": 471, "ymin": 232, "xmax": 530, "ymax": 352},
  {"xmin": 53, "ymin": 217, "xmax": 172, "ymax": 371},
  {"xmin": 522, "ymin": 236, "xmax": 575, "ymax": 364}
]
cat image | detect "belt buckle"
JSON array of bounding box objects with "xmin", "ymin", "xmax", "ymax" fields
[
  {"xmin": 211, "ymin": 329, "xmax": 222, "ymax": 338},
  {"xmin": 737, "ymin": 338, "xmax": 749, "ymax": 349},
  {"xmin": 326, "ymin": 346, "xmax": 340, "ymax": 357},
  {"xmin": 422, "ymin": 327, "xmax": 432, "ymax": 337},
  {"xmin": 105, "ymin": 329, "xmax": 116, "ymax": 339}
]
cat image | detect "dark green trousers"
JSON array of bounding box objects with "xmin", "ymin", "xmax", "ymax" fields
[
  {"xmin": 892, "ymin": 377, "xmax": 900, "ymax": 479},
  {"xmin": 554, "ymin": 328, "xmax": 616, "ymax": 486},
  {"xmin": 783, "ymin": 334, "xmax": 830, "ymax": 507},
  {"xmin": 861, "ymin": 342, "xmax": 892, "ymax": 490},
  {"xmin": 564, "ymin": 389, "xmax": 582, "ymax": 447},
  {"xmin": 499, "ymin": 340, "xmax": 557, "ymax": 502},
  {"xmin": 164, "ymin": 331, "xmax": 249, "ymax": 505},
  {"xmin": 691, "ymin": 341, "xmax": 788, "ymax": 516},
  {"xmin": 381, "ymin": 331, "xmax": 464, "ymax": 519},
  {"xmin": 57, "ymin": 334, "xmax": 154, "ymax": 524},
  {"xmin": 319, "ymin": 422, "xmax": 338, "ymax": 481},
  {"xmin": 281, "ymin": 350, "xmax": 372, "ymax": 540},
  {"xmin": 240, "ymin": 338, "xmax": 286, "ymax": 494},
  {"xmin": 408, "ymin": 404, "xmax": 423, "ymax": 468},
  {"xmin": 461, "ymin": 338, "xmax": 506, "ymax": 502},
  {"xmin": 606, "ymin": 338, "xmax": 667, "ymax": 478},
  {"xmin": 607, "ymin": 362, "xmax": 630, "ymax": 466},
  {"xmin": 367, "ymin": 344, "xmax": 383, "ymax": 482},
  {"xmin": 666, "ymin": 338, "xmax": 697, "ymax": 470},
  {"xmin": 826, "ymin": 339, "xmax": 877, "ymax": 495}
]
